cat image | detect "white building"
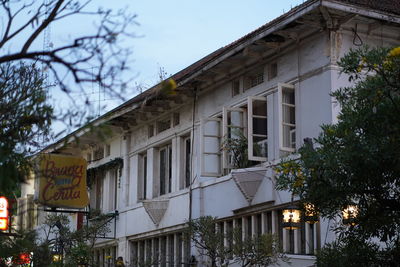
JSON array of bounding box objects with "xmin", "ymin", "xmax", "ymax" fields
[{"xmin": 29, "ymin": 0, "xmax": 400, "ymax": 266}]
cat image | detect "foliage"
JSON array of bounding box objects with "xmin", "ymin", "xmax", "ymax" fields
[
  {"xmin": 187, "ymin": 216, "xmax": 285, "ymax": 267},
  {"xmin": 231, "ymin": 229, "xmax": 286, "ymax": 267},
  {"xmin": 187, "ymin": 216, "xmax": 228, "ymax": 267},
  {"xmin": 0, "ymin": 0, "xmax": 136, "ymax": 96},
  {"xmin": 221, "ymin": 130, "xmax": 258, "ymax": 169},
  {"xmin": 0, "ymin": 62, "xmax": 53, "ymax": 196},
  {"xmin": 0, "ymin": 0, "xmax": 136, "ymax": 197},
  {"xmin": 0, "ymin": 212, "xmax": 112, "ymax": 266},
  {"xmin": 275, "ymin": 46, "xmax": 400, "ymax": 265},
  {"xmin": 316, "ymin": 235, "xmax": 400, "ymax": 267}
]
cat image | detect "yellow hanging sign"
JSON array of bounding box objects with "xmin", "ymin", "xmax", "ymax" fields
[{"xmin": 37, "ymin": 154, "xmax": 89, "ymax": 208}]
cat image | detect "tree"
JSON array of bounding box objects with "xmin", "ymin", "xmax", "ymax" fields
[
  {"xmin": 0, "ymin": 62, "xmax": 52, "ymax": 196},
  {"xmin": 0, "ymin": 212, "xmax": 112, "ymax": 266},
  {"xmin": 0, "ymin": 0, "xmax": 135, "ymax": 95},
  {"xmin": 187, "ymin": 216, "xmax": 285, "ymax": 267},
  {"xmin": 231, "ymin": 229, "xmax": 285, "ymax": 267},
  {"xmin": 187, "ymin": 216, "xmax": 229, "ymax": 267},
  {"xmin": 0, "ymin": 0, "xmax": 136, "ymax": 195},
  {"xmin": 275, "ymin": 46, "xmax": 400, "ymax": 265}
]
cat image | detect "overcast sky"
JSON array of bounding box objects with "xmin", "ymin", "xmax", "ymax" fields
[
  {"xmin": 49, "ymin": 0, "xmax": 306, "ymax": 112},
  {"xmin": 109, "ymin": 0, "xmax": 306, "ymax": 86},
  {"xmin": 6, "ymin": 0, "xmax": 307, "ymax": 135}
]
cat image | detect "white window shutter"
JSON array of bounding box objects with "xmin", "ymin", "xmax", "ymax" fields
[
  {"xmin": 201, "ymin": 118, "xmax": 222, "ymax": 176},
  {"xmin": 247, "ymin": 96, "xmax": 268, "ymax": 161},
  {"xmin": 278, "ymin": 83, "xmax": 296, "ymax": 152},
  {"xmin": 222, "ymin": 107, "xmax": 246, "ymax": 169}
]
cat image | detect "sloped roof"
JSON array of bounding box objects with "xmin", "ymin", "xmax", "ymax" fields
[
  {"xmin": 45, "ymin": 0, "xmax": 400, "ymax": 151},
  {"xmin": 110, "ymin": 0, "xmax": 400, "ymax": 114},
  {"xmin": 340, "ymin": 0, "xmax": 400, "ymax": 16}
]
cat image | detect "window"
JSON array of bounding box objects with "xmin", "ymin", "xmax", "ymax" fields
[
  {"xmin": 91, "ymin": 168, "xmax": 117, "ymax": 212},
  {"xmin": 278, "ymin": 83, "xmax": 296, "ymax": 151},
  {"xmin": 159, "ymin": 144, "xmax": 172, "ymax": 196},
  {"xmin": 94, "ymin": 174, "xmax": 103, "ymax": 210},
  {"xmin": 173, "ymin": 113, "xmax": 180, "ymax": 126},
  {"xmin": 222, "ymin": 107, "xmax": 246, "ymax": 169},
  {"xmin": 105, "ymin": 144, "xmax": 111, "ymax": 157},
  {"xmin": 86, "ymin": 152, "xmax": 92, "ymax": 162},
  {"xmin": 232, "ymin": 79, "xmax": 241, "ymax": 96},
  {"xmin": 130, "ymin": 231, "xmax": 191, "ymax": 267},
  {"xmin": 93, "ymin": 146, "xmax": 104, "ymax": 161},
  {"xmin": 248, "ymin": 96, "xmax": 268, "ymax": 161},
  {"xmin": 106, "ymin": 168, "xmax": 118, "ymax": 212},
  {"xmin": 157, "ymin": 118, "xmax": 171, "ymax": 134},
  {"xmin": 244, "ymin": 67, "xmax": 264, "ymax": 90},
  {"xmin": 183, "ymin": 137, "xmax": 191, "ymax": 188},
  {"xmin": 138, "ymin": 153, "xmax": 147, "ymax": 200},
  {"xmin": 201, "ymin": 118, "xmax": 222, "ymax": 176},
  {"xmin": 148, "ymin": 125, "xmax": 155, "ymax": 138},
  {"xmin": 268, "ymin": 62, "xmax": 278, "ymax": 80}
]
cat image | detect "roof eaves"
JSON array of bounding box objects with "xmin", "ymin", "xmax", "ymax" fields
[{"xmin": 322, "ymin": 0, "xmax": 400, "ymax": 23}]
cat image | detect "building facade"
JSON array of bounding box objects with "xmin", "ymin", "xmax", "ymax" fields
[{"xmin": 20, "ymin": 0, "xmax": 400, "ymax": 266}]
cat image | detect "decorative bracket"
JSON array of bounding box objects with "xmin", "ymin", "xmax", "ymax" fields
[
  {"xmin": 232, "ymin": 168, "xmax": 265, "ymax": 204},
  {"xmin": 142, "ymin": 199, "xmax": 169, "ymax": 226}
]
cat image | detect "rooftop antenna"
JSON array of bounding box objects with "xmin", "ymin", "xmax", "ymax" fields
[{"xmin": 43, "ymin": 0, "xmax": 54, "ymax": 91}]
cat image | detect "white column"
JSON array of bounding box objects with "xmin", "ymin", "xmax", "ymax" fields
[
  {"xmin": 294, "ymin": 229, "xmax": 299, "ymax": 254},
  {"xmin": 271, "ymin": 210, "xmax": 278, "ymax": 234},
  {"xmin": 251, "ymin": 215, "xmax": 257, "ymax": 236},
  {"xmin": 282, "ymin": 230, "xmax": 288, "ymax": 253},
  {"xmin": 261, "ymin": 212, "xmax": 266, "ymax": 234},
  {"xmin": 117, "ymin": 237, "xmax": 128, "ymax": 264},
  {"xmin": 305, "ymin": 223, "xmax": 311, "ymax": 254}
]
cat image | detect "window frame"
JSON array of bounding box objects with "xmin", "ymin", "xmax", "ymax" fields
[
  {"xmin": 201, "ymin": 117, "xmax": 222, "ymax": 177},
  {"xmin": 222, "ymin": 107, "xmax": 247, "ymax": 169},
  {"xmin": 183, "ymin": 136, "xmax": 191, "ymax": 188},
  {"xmin": 247, "ymin": 96, "xmax": 268, "ymax": 162},
  {"xmin": 278, "ymin": 83, "xmax": 296, "ymax": 152},
  {"xmin": 159, "ymin": 143, "xmax": 172, "ymax": 196},
  {"xmin": 138, "ymin": 152, "xmax": 148, "ymax": 200}
]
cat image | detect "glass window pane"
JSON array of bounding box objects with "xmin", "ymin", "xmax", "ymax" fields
[
  {"xmin": 253, "ymin": 136, "xmax": 267, "ymax": 157},
  {"xmin": 204, "ymin": 137, "xmax": 220, "ymax": 153},
  {"xmin": 283, "ymin": 125, "xmax": 296, "ymax": 148},
  {"xmin": 253, "ymin": 100, "xmax": 267, "ymax": 116},
  {"xmin": 253, "ymin": 117, "xmax": 267, "ymax": 135},
  {"xmin": 160, "ymin": 149, "xmax": 166, "ymax": 195},
  {"xmin": 283, "ymin": 90, "xmax": 295, "ymax": 105}
]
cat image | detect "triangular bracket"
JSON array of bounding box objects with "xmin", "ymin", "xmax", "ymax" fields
[
  {"xmin": 232, "ymin": 168, "xmax": 265, "ymax": 204},
  {"xmin": 142, "ymin": 199, "xmax": 169, "ymax": 226}
]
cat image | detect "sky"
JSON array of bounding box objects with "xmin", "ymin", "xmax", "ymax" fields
[
  {"xmin": 48, "ymin": 0, "xmax": 306, "ymax": 114},
  {"xmin": 3, "ymin": 0, "xmax": 307, "ymax": 136}
]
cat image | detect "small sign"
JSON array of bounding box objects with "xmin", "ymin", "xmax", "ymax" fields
[
  {"xmin": 36, "ymin": 154, "xmax": 89, "ymax": 208},
  {"xmin": 0, "ymin": 196, "xmax": 8, "ymax": 231}
]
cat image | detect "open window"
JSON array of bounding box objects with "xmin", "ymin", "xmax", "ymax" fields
[
  {"xmin": 222, "ymin": 107, "xmax": 246, "ymax": 169},
  {"xmin": 201, "ymin": 118, "xmax": 222, "ymax": 176},
  {"xmin": 278, "ymin": 83, "xmax": 296, "ymax": 152},
  {"xmin": 247, "ymin": 96, "xmax": 268, "ymax": 161},
  {"xmin": 183, "ymin": 136, "xmax": 191, "ymax": 188},
  {"xmin": 159, "ymin": 144, "xmax": 172, "ymax": 196},
  {"xmin": 138, "ymin": 152, "xmax": 147, "ymax": 200}
]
